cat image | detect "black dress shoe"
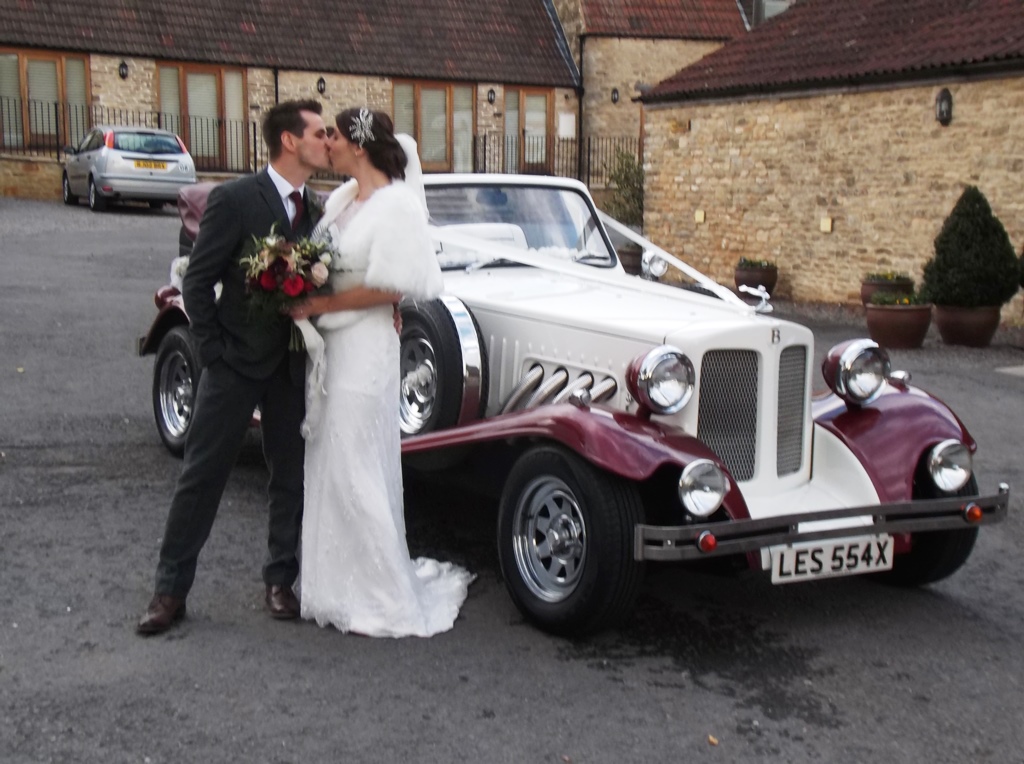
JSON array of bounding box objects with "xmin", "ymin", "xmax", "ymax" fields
[
  {"xmin": 265, "ymin": 585, "xmax": 300, "ymax": 620},
  {"xmin": 136, "ymin": 595, "xmax": 186, "ymax": 635}
]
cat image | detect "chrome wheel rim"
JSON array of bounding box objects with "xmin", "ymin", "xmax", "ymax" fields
[
  {"xmin": 399, "ymin": 332, "xmax": 437, "ymax": 435},
  {"xmin": 158, "ymin": 350, "xmax": 194, "ymax": 438},
  {"xmin": 512, "ymin": 476, "xmax": 587, "ymax": 602},
  {"xmin": 88, "ymin": 181, "xmax": 96, "ymax": 208},
  {"xmin": 62, "ymin": 175, "xmax": 70, "ymax": 202}
]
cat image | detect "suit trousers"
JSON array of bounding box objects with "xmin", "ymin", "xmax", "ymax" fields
[{"xmin": 154, "ymin": 354, "xmax": 305, "ymax": 597}]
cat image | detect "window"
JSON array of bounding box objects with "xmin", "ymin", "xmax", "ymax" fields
[
  {"xmin": 158, "ymin": 63, "xmax": 246, "ymax": 170},
  {"xmin": 393, "ymin": 82, "xmax": 475, "ymax": 172},
  {"xmin": 503, "ymin": 89, "xmax": 552, "ymax": 173},
  {"xmin": 0, "ymin": 49, "xmax": 88, "ymax": 150}
]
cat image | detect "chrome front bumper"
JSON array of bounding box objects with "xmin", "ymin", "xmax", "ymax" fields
[{"xmin": 635, "ymin": 483, "xmax": 1010, "ymax": 562}]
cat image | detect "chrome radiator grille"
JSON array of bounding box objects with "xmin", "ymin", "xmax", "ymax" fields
[
  {"xmin": 697, "ymin": 350, "xmax": 758, "ymax": 481},
  {"xmin": 777, "ymin": 345, "xmax": 807, "ymax": 476}
]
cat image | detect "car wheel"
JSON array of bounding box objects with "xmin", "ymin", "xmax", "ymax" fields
[
  {"xmin": 875, "ymin": 476, "xmax": 980, "ymax": 586},
  {"xmin": 497, "ymin": 445, "xmax": 645, "ymax": 636},
  {"xmin": 399, "ymin": 297, "xmax": 487, "ymax": 437},
  {"xmin": 153, "ymin": 326, "xmax": 200, "ymax": 457},
  {"xmin": 62, "ymin": 173, "xmax": 78, "ymax": 205},
  {"xmin": 88, "ymin": 178, "xmax": 107, "ymax": 212}
]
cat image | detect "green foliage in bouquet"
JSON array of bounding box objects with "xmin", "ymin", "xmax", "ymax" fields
[{"xmin": 921, "ymin": 186, "xmax": 1020, "ymax": 307}]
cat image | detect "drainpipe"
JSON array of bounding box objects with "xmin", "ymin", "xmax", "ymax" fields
[
  {"xmin": 273, "ymin": 68, "xmax": 280, "ymax": 103},
  {"xmin": 577, "ymin": 34, "xmax": 585, "ymax": 182}
]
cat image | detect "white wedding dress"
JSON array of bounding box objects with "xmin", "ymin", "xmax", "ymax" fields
[{"xmin": 299, "ymin": 139, "xmax": 473, "ymax": 637}]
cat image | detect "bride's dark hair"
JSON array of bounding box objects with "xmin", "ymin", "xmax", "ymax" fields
[{"xmin": 336, "ymin": 107, "xmax": 407, "ymax": 181}]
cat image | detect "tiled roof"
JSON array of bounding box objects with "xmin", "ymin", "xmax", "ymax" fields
[
  {"xmin": 0, "ymin": 0, "xmax": 578, "ymax": 88},
  {"xmin": 581, "ymin": 0, "xmax": 746, "ymax": 40},
  {"xmin": 644, "ymin": 0, "xmax": 1024, "ymax": 102}
]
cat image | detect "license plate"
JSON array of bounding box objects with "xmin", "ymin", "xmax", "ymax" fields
[
  {"xmin": 770, "ymin": 534, "xmax": 893, "ymax": 584},
  {"xmin": 134, "ymin": 160, "xmax": 166, "ymax": 169}
]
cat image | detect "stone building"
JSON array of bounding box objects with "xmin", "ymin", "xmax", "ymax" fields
[
  {"xmin": 0, "ymin": 0, "xmax": 579, "ymax": 197},
  {"xmin": 641, "ymin": 0, "xmax": 1024, "ymax": 320}
]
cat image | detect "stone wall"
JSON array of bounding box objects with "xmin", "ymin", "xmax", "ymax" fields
[
  {"xmin": 583, "ymin": 38, "xmax": 722, "ymax": 137},
  {"xmin": 91, "ymin": 55, "xmax": 158, "ymax": 112},
  {"xmin": 0, "ymin": 155, "xmax": 62, "ymax": 200},
  {"xmin": 643, "ymin": 76, "xmax": 1024, "ymax": 323}
]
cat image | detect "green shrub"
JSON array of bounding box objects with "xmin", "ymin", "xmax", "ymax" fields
[
  {"xmin": 921, "ymin": 186, "xmax": 1020, "ymax": 307},
  {"xmin": 869, "ymin": 290, "xmax": 926, "ymax": 306},
  {"xmin": 604, "ymin": 150, "xmax": 644, "ymax": 227},
  {"xmin": 1019, "ymin": 247, "xmax": 1024, "ymax": 289},
  {"xmin": 863, "ymin": 271, "xmax": 912, "ymax": 282},
  {"xmin": 737, "ymin": 257, "xmax": 777, "ymax": 269}
]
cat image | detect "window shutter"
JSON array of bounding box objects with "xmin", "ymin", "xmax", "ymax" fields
[
  {"xmin": 64, "ymin": 58, "xmax": 88, "ymax": 147},
  {"xmin": 186, "ymin": 72, "xmax": 219, "ymax": 160},
  {"xmin": 0, "ymin": 54, "xmax": 23, "ymax": 148},
  {"xmin": 504, "ymin": 89, "xmax": 519, "ymax": 172},
  {"xmin": 159, "ymin": 67, "xmax": 182, "ymax": 138},
  {"xmin": 393, "ymin": 84, "xmax": 414, "ymax": 136},
  {"xmin": 452, "ymin": 86, "xmax": 473, "ymax": 172},
  {"xmin": 420, "ymin": 87, "xmax": 447, "ymax": 166},
  {"xmin": 27, "ymin": 59, "xmax": 59, "ymax": 144},
  {"xmin": 223, "ymin": 70, "xmax": 244, "ymax": 170}
]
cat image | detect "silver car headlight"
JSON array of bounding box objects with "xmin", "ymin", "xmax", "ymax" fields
[
  {"xmin": 630, "ymin": 345, "xmax": 694, "ymax": 415},
  {"xmin": 928, "ymin": 439, "xmax": 972, "ymax": 492},
  {"xmin": 828, "ymin": 339, "xmax": 890, "ymax": 405},
  {"xmin": 678, "ymin": 459, "xmax": 730, "ymax": 517},
  {"xmin": 641, "ymin": 250, "xmax": 668, "ymax": 279}
]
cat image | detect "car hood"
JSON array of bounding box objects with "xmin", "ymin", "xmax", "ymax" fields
[{"xmin": 441, "ymin": 266, "xmax": 808, "ymax": 347}]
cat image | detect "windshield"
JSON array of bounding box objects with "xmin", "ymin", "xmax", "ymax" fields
[
  {"xmin": 113, "ymin": 132, "xmax": 183, "ymax": 155},
  {"xmin": 425, "ymin": 184, "xmax": 617, "ymax": 270}
]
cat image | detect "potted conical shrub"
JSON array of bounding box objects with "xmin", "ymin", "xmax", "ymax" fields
[
  {"xmin": 921, "ymin": 186, "xmax": 1020, "ymax": 347},
  {"xmin": 734, "ymin": 257, "xmax": 778, "ymax": 296}
]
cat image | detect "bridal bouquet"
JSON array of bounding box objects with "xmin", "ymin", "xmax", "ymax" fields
[{"xmin": 239, "ymin": 226, "xmax": 333, "ymax": 316}]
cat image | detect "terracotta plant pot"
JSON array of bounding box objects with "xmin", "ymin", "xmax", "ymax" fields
[
  {"xmin": 933, "ymin": 305, "xmax": 1002, "ymax": 347},
  {"xmin": 865, "ymin": 304, "xmax": 932, "ymax": 349},
  {"xmin": 734, "ymin": 266, "xmax": 778, "ymax": 296},
  {"xmin": 860, "ymin": 278, "xmax": 914, "ymax": 306}
]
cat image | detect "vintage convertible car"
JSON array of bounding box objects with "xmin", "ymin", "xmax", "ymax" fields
[{"xmin": 139, "ymin": 174, "xmax": 1010, "ymax": 636}]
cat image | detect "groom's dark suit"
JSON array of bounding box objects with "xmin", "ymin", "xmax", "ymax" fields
[{"xmin": 154, "ymin": 169, "xmax": 321, "ymax": 599}]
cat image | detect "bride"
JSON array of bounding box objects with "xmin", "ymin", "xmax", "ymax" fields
[{"xmin": 288, "ymin": 107, "xmax": 473, "ymax": 637}]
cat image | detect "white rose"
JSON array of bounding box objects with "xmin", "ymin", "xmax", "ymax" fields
[{"xmin": 311, "ymin": 262, "xmax": 329, "ymax": 287}]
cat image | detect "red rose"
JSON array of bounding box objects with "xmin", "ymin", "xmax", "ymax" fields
[
  {"xmin": 270, "ymin": 257, "xmax": 289, "ymax": 276},
  {"xmin": 304, "ymin": 280, "xmax": 315, "ymax": 293},
  {"xmin": 259, "ymin": 271, "xmax": 278, "ymax": 291},
  {"xmin": 281, "ymin": 274, "xmax": 305, "ymax": 297}
]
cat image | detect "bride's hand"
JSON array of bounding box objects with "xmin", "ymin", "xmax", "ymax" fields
[{"xmin": 288, "ymin": 297, "xmax": 321, "ymax": 321}]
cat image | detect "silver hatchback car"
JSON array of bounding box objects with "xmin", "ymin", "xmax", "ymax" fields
[{"xmin": 62, "ymin": 125, "xmax": 196, "ymax": 211}]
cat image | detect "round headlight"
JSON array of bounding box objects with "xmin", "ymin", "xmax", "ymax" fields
[
  {"xmin": 928, "ymin": 439, "xmax": 972, "ymax": 492},
  {"xmin": 678, "ymin": 459, "xmax": 730, "ymax": 517},
  {"xmin": 641, "ymin": 250, "xmax": 668, "ymax": 279},
  {"xmin": 831, "ymin": 339, "xmax": 890, "ymax": 405},
  {"xmin": 632, "ymin": 345, "xmax": 694, "ymax": 415}
]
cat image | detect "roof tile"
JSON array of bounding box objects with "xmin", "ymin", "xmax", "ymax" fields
[{"xmin": 581, "ymin": 0, "xmax": 746, "ymax": 40}]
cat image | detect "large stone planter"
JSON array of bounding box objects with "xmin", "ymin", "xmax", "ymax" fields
[
  {"xmin": 865, "ymin": 304, "xmax": 932, "ymax": 349},
  {"xmin": 734, "ymin": 266, "xmax": 778, "ymax": 296},
  {"xmin": 860, "ymin": 277, "xmax": 914, "ymax": 306},
  {"xmin": 933, "ymin": 305, "xmax": 1002, "ymax": 347}
]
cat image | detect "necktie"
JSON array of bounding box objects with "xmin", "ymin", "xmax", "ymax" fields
[{"xmin": 289, "ymin": 190, "xmax": 304, "ymax": 230}]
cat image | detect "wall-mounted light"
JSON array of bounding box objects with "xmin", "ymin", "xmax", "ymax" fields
[
  {"xmin": 487, "ymin": 88, "xmax": 496, "ymax": 105},
  {"xmin": 316, "ymin": 76, "xmax": 326, "ymax": 95},
  {"xmin": 935, "ymin": 88, "xmax": 952, "ymax": 126},
  {"xmin": 611, "ymin": 87, "xmax": 620, "ymax": 104},
  {"xmin": 118, "ymin": 61, "xmax": 128, "ymax": 80}
]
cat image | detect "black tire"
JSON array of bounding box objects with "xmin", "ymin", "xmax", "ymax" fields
[
  {"xmin": 398, "ymin": 298, "xmax": 487, "ymax": 436},
  {"xmin": 876, "ymin": 476, "xmax": 980, "ymax": 586},
  {"xmin": 62, "ymin": 173, "xmax": 78, "ymax": 206},
  {"xmin": 152, "ymin": 326, "xmax": 200, "ymax": 457},
  {"xmin": 88, "ymin": 177, "xmax": 107, "ymax": 212},
  {"xmin": 497, "ymin": 445, "xmax": 645, "ymax": 637}
]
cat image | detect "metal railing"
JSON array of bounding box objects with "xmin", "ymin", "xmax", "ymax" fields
[{"xmin": 1, "ymin": 97, "xmax": 640, "ymax": 185}]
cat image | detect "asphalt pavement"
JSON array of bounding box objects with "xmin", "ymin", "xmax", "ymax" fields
[{"xmin": 1, "ymin": 195, "xmax": 1022, "ymax": 764}]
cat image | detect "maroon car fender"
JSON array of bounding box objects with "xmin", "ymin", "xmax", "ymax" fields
[
  {"xmin": 813, "ymin": 387, "xmax": 975, "ymax": 503},
  {"xmin": 138, "ymin": 288, "xmax": 188, "ymax": 356},
  {"xmin": 401, "ymin": 403, "xmax": 751, "ymax": 519}
]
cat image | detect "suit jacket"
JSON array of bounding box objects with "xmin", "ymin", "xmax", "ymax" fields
[{"xmin": 182, "ymin": 169, "xmax": 322, "ymax": 380}]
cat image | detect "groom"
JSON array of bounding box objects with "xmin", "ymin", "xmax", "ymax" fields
[{"xmin": 137, "ymin": 99, "xmax": 331, "ymax": 635}]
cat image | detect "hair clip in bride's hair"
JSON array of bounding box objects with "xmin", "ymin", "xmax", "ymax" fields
[{"xmin": 349, "ymin": 108, "xmax": 375, "ymax": 148}]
